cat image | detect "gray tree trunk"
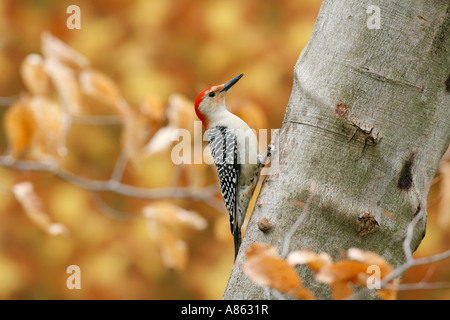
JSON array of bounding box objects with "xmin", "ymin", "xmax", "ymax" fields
[{"xmin": 223, "ymin": 0, "xmax": 449, "ymax": 299}]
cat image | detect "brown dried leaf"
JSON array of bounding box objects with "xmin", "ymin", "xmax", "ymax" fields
[
  {"xmin": 330, "ymin": 281, "xmax": 354, "ymax": 300},
  {"xmin": 20, "ymin": 54, "xmax": 53, "ymax": 96},
  {"xmin": 315, "ymin": 248, "xmax": 395, "ymax": 300},
  {"xmin": 144, "ymin": 124, "xmax": 178, "ymax": 155},
  {"xmin": 144, "ymin": 94, "xmax": 197, "ymax": 157},
  {"xmin": 245, "ymin": 242, "xmax": 280, "ymax": 259},
  {"xmin": 41, "ymin": 32, "xmax": 89, "ymax": 69},
  {"xmin": 139, "ymin": 95, "xmax": 166, "ymax": 125},
  {"xmin": 29, "ymin": 96, "xmax": 65, "ymax": 158},
  {"xmin": 347, "ymin": 248, "xmax": 393, "ymax": 275},
  {"xmin": 242, "ymin": 243, "xmax": 315, "ymax": 300},
  {"xmin": 287, "ymin": 250, "xmax": 332, "ymax": 272},
  {"xmin": 166, "ymin": 94, "xmax": 197, "ymax": 135},
  {"xmin": 45, "ymin": 58, "xmax": 82, "ymax": 114},
  {"xmin": 12, "ymin": 182, "xmax": 69, "ymax": 236},
  {"xmin": 121, "ymin": 112, "xmax": 150, "ymax": 163},
  {"xmin": 3, "ymin": 97, "xmax": 36, "ymax": 159},
  {"xmin": 159, "ymin": 227, "xmax": 188, "ymax": 270},
  {"xmin": 147, "ymin": 221, "xmax": 188, "ymax": 271},
  {"xmin": 122, "ymin": 97, "xmax": 166, "ymax": 166},
  {"xmin": 142, "ymin": 202, "xmax": 207, "ymax": 230},
  {"xmin": 316, "ymin": 260, "xmax": 368, "ymax": 284},
  {"xmin": 79, "ymin": 69, "xmax": 128, "ymax": 114}
]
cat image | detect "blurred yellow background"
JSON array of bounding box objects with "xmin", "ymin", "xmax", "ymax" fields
[{"xmin": 0, "ymin": 0, "xmax": 448, "ymax": 300}]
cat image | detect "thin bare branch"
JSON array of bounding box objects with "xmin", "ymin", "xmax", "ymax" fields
[
  {"xmin": 403, "ymin": 169, "xmax": 431, "ymax": 261},
  {"xmin": 110, "ymin": 147, "xmax": 130, "ymax": 183},
  {"xmin": 54, "ymin": 91, "xmax": 72, "ymax": 157},
  {"xmin": 281, "ymin": 181, "xmax": 316, "ymax": 257},
  {"xmin": 0, "ymin": 156, "xmax": 219, "ymax": 201},
  {"xmin": 0, "ymin": 95, "xmax": 19, "ymax": 106},
  {"xmin": 384, "ymin": 281, "xmax": 450, "ymax": 292},
  {"xmin": 90, "ymin": 192, "xmax": 135, "ymax": 221},
  {"xmin": 72, "ymin": 114, "xmax": 123, "ymax": 126},
  {"xmin": 346, "ymin": 170, "xmax": 448, "ymax": 299}
]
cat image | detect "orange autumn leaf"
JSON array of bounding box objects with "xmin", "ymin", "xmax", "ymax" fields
[
  {"xmin": 45, "ymin": 58, "xmax": 82, "ymax": 114},
  {"xmin": 3, "ymin": 97, "xmax": 36, "ymax": 159},
  {"xmin": 144, "ymin": 94, "xmax": 197, "ymax": 156},
  {"xmin": 143, "ymin": 202, "xmax": 207, "ymax": 271},
  {"xmin": 245, "ymin": 242, "xmax": 279, "ymax": 259},
  {"xmin": 29, "ymin": 96, "xmax": 65, "ymax": 158},
  {"xmin": 4, "ymin": 96, "xmax": 66, "ymax": 160},
  {"xmin": 347, "ymin": 248, "xmax": 393, "ymax": 276},
  {"xmin": 165, "ymin": 94, "xmax": 197, "ymax": 137},
  {"xmin": 20, "ymin": 54, "xmax": 53, "ymax": 96},
  {"xmin": 139, "ymin": 95, "xmax": 166, "ymax": 125},
  {"xmin": 12, "ymin": 181, "xmax": 69, "ymax": 236},
  {"xmin": 147, "ymin": 222, "xmax": 188, "ymax": 271},
  {"xmin": 287, "ymin": 250, "xmax": 332, "ymax": 272},
  {"xmin": 284, "ymin": 247, "xmax": 397, "ymax": 300},
  {"xmin": 316, "ymin": 260, "xmax": 370, "ymax": 284},
  {"xmin": 315, "ymin": 248, "xmax": 397, "ymax": 300},
  {"xmin": 79, "ymin": 69, "xmax": 130, "ymax": 115},
  {"xmin": 41, "ymin": 32, "xmax": 89, "ymax": 70},
  {"xmin": 142, "ymin": 202, "xmax": 207, "ymax": 231},
  {"xmin": 330, "ymin": 281, "xmax": 354, "ymax": 300},
  {"xmin": 242, "ymin": 243, "xmax": 315, "ymax": 300}
]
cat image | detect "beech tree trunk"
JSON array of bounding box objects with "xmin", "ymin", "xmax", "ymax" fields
[{"xmin": 223, "ymin": 0, "xmax": 449, "ymax": 299}]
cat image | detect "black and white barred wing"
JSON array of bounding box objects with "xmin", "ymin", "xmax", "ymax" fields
[{"xmin": 207, "ymin": 126, "xmax": 239, "ymax": 233}]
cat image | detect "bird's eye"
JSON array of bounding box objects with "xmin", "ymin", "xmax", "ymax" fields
[{"xmin": 208, "ymin": 92, "xmax": 216, "ymax": 98}]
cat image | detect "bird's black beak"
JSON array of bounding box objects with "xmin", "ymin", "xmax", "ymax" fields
[{"xmin": 220, "ymin": 73, "xmax": 243, "ymax": 93}]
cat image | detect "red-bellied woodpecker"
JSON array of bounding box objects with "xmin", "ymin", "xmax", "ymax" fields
[{"xmin": 194, "ymin": 73, "xmax": 277, "ymax": 258}]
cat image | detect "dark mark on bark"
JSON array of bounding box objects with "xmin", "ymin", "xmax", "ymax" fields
[
  {"xmin": 397, "ymin": 153, "xmax": 415, "ymax": 191},
  {"xmin": 335, "ymin": 104, "xmax": 349, "ymax": 119},
  {"xmin": 348, "ymin": 122, "xmax": 381, "ymax": 149},
  {"xmin": 413, "ymin": 204, "xmax": 422, "ymax": 218},
  {"xmin": 358, "ymin": 212, "xmax": 379, "ymax": 235},
  {"xmin": 445, "ymin": 73, "xmax": 450, "ymax": 93}
]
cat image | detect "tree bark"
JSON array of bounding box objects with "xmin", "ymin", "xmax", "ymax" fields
[{"xmin": 223, "ymin": 0, "xmax": 449, "ymax": 299}]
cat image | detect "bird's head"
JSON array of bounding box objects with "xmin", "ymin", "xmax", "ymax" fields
[{"xmin": 194, "ymin": 73, "xmax": 243, "ymax": 129}]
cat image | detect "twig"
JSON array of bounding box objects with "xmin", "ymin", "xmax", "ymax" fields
[
  {"xmin": 0, "ymin": 156, "xmax": 219, "ymax": 201},
  {"xmin": 110, "ymin": 147, "xmax": 130, "ymax": 183},
  {"xmin": 403, "ymin": 169, "xmax": 431, "ymax": 261},
  {"xmin": 384, "ymin": 281, "xmax": 450, "ymax": 292},
  {"xmin": 348, "ymin": 169, "xmax": 449, "ymax": 299},
  {"xmin": 201, "ymin": 196, "xmax": 227, "ymax": 213},
  {"xmin": 281, "ymin": 181, "xmax": 316, "ymax": 257},
  {"xmin": 380, "ymin": 249, "xmax": 450, "ymax": 290},
  {"xmin": 344, "ymin": 248, "xmax": 450, "ymax": 300},
  {"xmin": 72, "ymin": 115, "xmax": 123, "ymax": 126},
  {"xmin": 90, "ymin": 192, "xmax": 135, "ymax": 221},
  {"xmin": 54, "ymin": 92, "xmax": 72, "ymax": 157},
  {"xmin": 0, "ymin": 95, "xmax": 19, "ymax": 106}
]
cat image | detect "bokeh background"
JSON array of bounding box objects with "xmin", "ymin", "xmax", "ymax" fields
[{"xmin": 0, "ymin": 0, "xmax": 448, "ymax": 299}]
